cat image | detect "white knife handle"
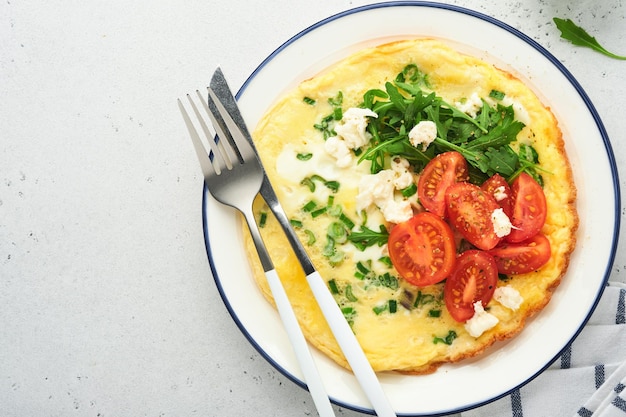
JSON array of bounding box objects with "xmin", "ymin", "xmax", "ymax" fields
[
  {"xmin": 264, "ymin": 269, "xmax": 336, "ymax": 417},
  {"xmin": 306, "ymin": 270, "xmax": 397, "ymax": 417}
]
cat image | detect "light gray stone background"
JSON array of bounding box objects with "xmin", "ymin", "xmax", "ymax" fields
[{"xmin": 1, "ymin": 1, "xmax": 624, "ymax": 416}]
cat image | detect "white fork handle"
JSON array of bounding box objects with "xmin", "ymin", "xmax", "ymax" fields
[
  {"xmin": 306, "ymin": 271, "xmax": 397, "ymax": 417},
  {"xmin": 264, "ymin": 268, "xmax": 336, "ymax": 417}
]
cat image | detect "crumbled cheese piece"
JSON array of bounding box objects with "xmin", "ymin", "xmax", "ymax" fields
[
  {"xmin": 333, "ymin": 107, "xmax": 378, "ymax": 149},
  {"xmin": 464, "ymin": 302, "xmax": 499, "ymax": 338},
  {"xmin": 324, "ymin": 135, "xmax": 353, "ymax": 168},
  {"xmin": 494, "ymin": 286, "xmax": 523, "ymax": 311},
  {"xmin": 491, "ymin": 207, "xmax": 513, "ymax": 238},
  {"xmin": 408, "ymin": 120, "xmax": 437, "ymax": 150},
  {"xmin": 356, "ymin": 168, "xmax": 414, "ymax": 224},
  {"xmin": 456, "ymin": 92, "xmax": 483, "ymax": 118},
  {"xmin": 390, "ymin": 156, "xmax": 414, "ymax": 189},
  {"xmin": 493, "ymin": 185, "xmax": 508, "ymax": 201}
]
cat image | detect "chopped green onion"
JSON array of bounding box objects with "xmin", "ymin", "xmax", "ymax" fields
[
  {"xmin": 311, "ymin": 207, "xmax": 327, "ymax": 218},
  {"xmin": 300, "ymin": 177, "xmax": 315, "ymax": 192},
  {"xmin": 389, "ymin": 299, "xmax": 397, "ymax": 314},
  {"xmin": 339, "ymin": 213, "xmax": 355, "ymax": 229},
  {"xmin": 373, "ymin": 304, "xmax": 387, "ymax": 315},
  {"xmin": 302, "ymin": 200, "xmax": 317, "ymax": 212},
  {"xmin": 433, "ymin": 330, "xmax": 457, "ymax": 345},
  {"xmin": 289, "ymin": 219, "xmax": 303, "ymax": 228},
  {"xmin": 304, "ymin": 229, "xmax": 316, "ymax": 245},
  {"xmin": 303, "ymin": 96, "xmax": 316, "ymax": 105},
  {"xmin": 345, "ymin": 284, "xmax": 358, "ymax": 302},
  {"xmin": 378, "ymin": 256, "xmax": 392, "ymax": 268},
  {"xmin": 328, "ymin": 222, "xmax": 348, "ymax": 244},
  {"xmin": 325, "ymin": 180, "xmax": 340, "ymax": 193},
  {"xmin": 428, "ymin": 309, "xmax": 442, "ymax": 318},
  {"xmin": 258, "ymin": 212, "xmax": 268, "ymax": 228},
  {"xmin": 296, "ymin": 152, "xmax": 313, "ymax": 161},
  {"xmin": 328, "ymin": 279, "xmax": 339, "ymax": 294}
]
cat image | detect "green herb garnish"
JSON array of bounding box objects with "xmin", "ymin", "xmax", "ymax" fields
[
  {"xmin": 554, "ymin": 18, "xmax": 626, "ymax": 60},
  {"xmin": 346, "ymin": 224, "xmax": 389, "ymax": 249},
  {"xmin": 433, "ymin": 330, "xmax": 457, "ymax": 345}
]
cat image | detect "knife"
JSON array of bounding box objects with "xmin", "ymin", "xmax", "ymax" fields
[{"xmin": 208, "ymin": 68, "xmax": 397, "ymax": 417}]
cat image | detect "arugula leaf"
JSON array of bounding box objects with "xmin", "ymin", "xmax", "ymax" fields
[
  {"xmin": 347, "ymin": 224, "xmax": 389, "ymax": 249},
  {"xmin": 553, "ymin": 18, "xmax": 626, "ymax": 60}
]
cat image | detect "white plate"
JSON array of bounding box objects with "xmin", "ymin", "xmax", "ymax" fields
[{"xmin": 202, "ymin": 2, "xmax": 620, "ymax": 415}]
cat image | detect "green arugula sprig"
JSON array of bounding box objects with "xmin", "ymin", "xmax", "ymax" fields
[
  {"xmin": 554, "ymin": 18, "xmax": 626, "ymax": 60},
  {"xmin": 356, "ymin": 66, "xmax": 538, "ymax": 183}
]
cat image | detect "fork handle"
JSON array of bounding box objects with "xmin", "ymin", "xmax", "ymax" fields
[
  {"xmin": 241, "ymin": 209, "xmax": 336, "ymax": 417},
  {"xmin": 305, "ymin": 270, "xmax": 397, "ymax": 417},
  {"xmin": 263, "ymin": 269, "xmax": 336, "ymax": 417}
]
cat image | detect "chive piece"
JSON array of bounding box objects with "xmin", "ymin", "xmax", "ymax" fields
[
  {"xmin": 325, "ymin": 180, "xmax": 340, "ymax": 193},
  {"xmin": 401, "ymin": 182, "xmax": 417, "ymax": 197},
  {"xmin": 328, "ymin": 222, "xmax": 348, "ymax": 244},
  {"xmin": 300, "ymin": 177, "xmax": 316, "ymax": 192},
  {"xmin": 328, "ymin": 279, "xmax": 339, "ymax": 294},
  {"xmin": 489, "ymin": 89, "xmax": 506, "ymax": 100},
  {"xmin": 389, "ymin": 299, "xmax": 397, "ymax": 314},
  {"xmin": 339, "ymin": 213, "xmax": 355, "ymax": 230},
  {"xmin": 326, "ymin": 195, "xmax": 335, "ymax": 207},
  {"xmin": 356, "ymin": 261, "xmax": 370, "ymax": 275},
  {"xmin": 333, "ymin": 107, "xmax": 343, "ymax": 121},
  {"xmin": 296, "ymin": 152, "xmax": 313, "ymax": 161},
  {"xmin": 289, "ymin": 219, "xmax": 303, "ymax": 228},
  {"xmin": 303, "ymin": 96, "xmax": 316, "ymax": 105},
  {"xmin": 311, "ymin": 207, "xmax": 327, "ymax": 218},
  {"xmin": 328, "ymin": 251, "xmax": 345, "ymax": 266},
  {"xmin": 345, "ymin": 284, "xmax": 358, "ymax": 302},
  {"xmin": 378, "ymin": 256, "xmax": 392, "ymax": 268},
  {"xmin": 433, "ymin": 330, "xmax": 457, "ymax": 345},
  {"xmin": 302, "ymin": 200, "xmax": 317, "ymax": 212},
  {"xmin": 428, "ymin": 309, "xmax": 442, "ymax": 318},
  {"xmin": 373, "ymin": 304, "xmax": 387, "ymax": 315},
  {"xmin": 304, "ymin": 229, "xmax": 316, "ymax": 245},
  {"xmin": 259, "ymin": 212, "xmax": 268, "ymax": 228},
  {"xmin": 327, "ymin": 204, "xmax": 342, "ymax": 217}
]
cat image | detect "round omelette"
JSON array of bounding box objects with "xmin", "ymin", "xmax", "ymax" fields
[{"xmin": 244, "ymin": 39, "xmax": 578, "ymax": 374}]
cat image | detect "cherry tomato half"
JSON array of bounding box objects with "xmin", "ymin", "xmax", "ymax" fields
[
  {"xmin": 418, "ymin": 151, "xmax": 469, "ymax": 217},
  {"xmin": 388, "ymin": 212, "xmax": 456, "ymax": 287},
  {"xmin": 445, "ymin": 182, "xmax": 501, "ymax": 251},
  {"xmin": 481, "ymin": 173, "xmax": 513, "ymax": 218},
  {"xmin": 444, "ymin": 250, "xmax": 498, "ymax": 322},
  {"xmin": 489, "ymin": 232, "xmax": 551, "ymax": 275},
  {"xmin": 506, "ymin": 172, "xmax": 547, "ymax": 243}
]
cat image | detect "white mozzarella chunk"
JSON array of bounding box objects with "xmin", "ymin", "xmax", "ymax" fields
[
  {"xmin": 455, "ymin": 92, "xmax": 483, "ymax": 118},
  {"xmin": 333, "ymin": 107, "xmax": 378, "ymax": 149},
  {"xmin": 408, "ymin": 120, "xmax": 437, "ymax": 151},
  {"xmin": 494, "ymin": 286, "xmax": 523, "ymax": 311},
  {"xmin": 464, "ymin": 301, "xmax": 499, "ymax": 338},
  {"xmin": 491, "ymin": 207, "xmax": 513, "ymax": 238}
]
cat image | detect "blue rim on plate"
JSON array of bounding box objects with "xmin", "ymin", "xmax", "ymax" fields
[{"xmin": 202, "ymin": 2, "xmax": 621, "ymax": 415}]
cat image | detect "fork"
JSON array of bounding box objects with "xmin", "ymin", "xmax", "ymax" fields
[
  {"xmin": 178, "ymin": 90, "xmax": 336, "ymax": 417},
  {"xmin": 207, "ymin": 69, "xmax": 397, "ymax": 417}
]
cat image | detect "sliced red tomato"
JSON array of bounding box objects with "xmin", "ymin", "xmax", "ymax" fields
[
  {"xmin": 489, "ymin": 232, "xmax": 551, "ymax": 275},
  {"xmin": 445, "ymin": 182, "xmax": 501, "ymax": 251},
  {"xmin": 481, "ymin": 173, "xmax": 513, "ymax": 218},
  {"xmin": 417, "ymin": 151, "xmax": 469, "ymax": 217},
  {"xmin": 388, "ymin": 212, "xmax": 456, "ymax": 287},
  {"xmin": 506, "ymin": 172, "xmax": 547, "ymax": 243},
  {"xmin": 444, "ymin": 250, "xmax": 498, "ymax": 322}
]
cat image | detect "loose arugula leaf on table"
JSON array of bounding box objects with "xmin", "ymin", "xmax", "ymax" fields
[{"xmin": 553, "ymin": 17, "xmax": 626, "ymax": 60}]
